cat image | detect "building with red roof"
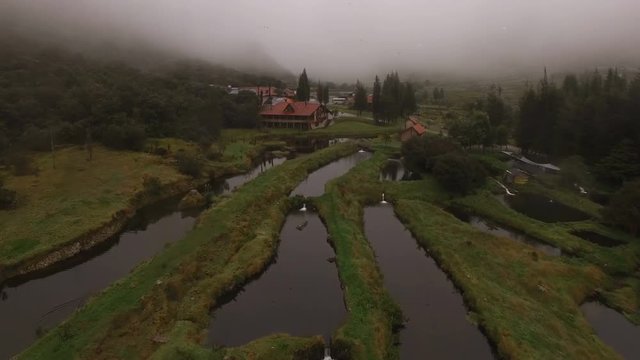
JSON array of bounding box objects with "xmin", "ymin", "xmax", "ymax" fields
[
  {"xmin": 260, "ymin": 101, "xmax": 330, "ymax": 130},
  {"xmin": 400, "ymin": 116, "xmax": 427, "ymax": 142}
]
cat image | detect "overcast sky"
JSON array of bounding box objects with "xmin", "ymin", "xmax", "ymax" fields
[{"xmin": 2, "ymin": 0, "xmax": 639, "ymax": 81}]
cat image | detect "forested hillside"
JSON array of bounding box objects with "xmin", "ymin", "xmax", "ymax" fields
[{"xmin": 0, "ymin": 36, "xmax": 286, "ymax": 154}]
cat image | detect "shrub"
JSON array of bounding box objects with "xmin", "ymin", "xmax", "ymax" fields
[
  {"xmin": 20, "ymin": 125, "xmax": 51, "ymax": 151},
  {"xmin": 471, "ymin": 153, "xmax": 508, "ymax": 177},
  {"xmin": 601, "ymin": 179, "xmax": 640, "ymax": 236},
  {"xmin": 142, "ymin": 175, "xmax": 163, "ymax": 195},
  {"xmin": 101, "ymin": 123, "xmax": 147, "ymax": 151},
  {"xmin": 433, "ymin": 153, "xmax": 487, "ymax": 195},
  {"xmin": 558, "ymin": 155, "xmax": 592, "ymax": 188},
  {"xmin": 175, "ymin": 151, "xmax": 203, "ymax": 177},
  {"xmin": 57, "ymin": 121, "xmax": 86, "ymax": 144},
  {"xmin": 7, "ymin": 153, "xmax": 38, "ymax": 176},
  {"xmin": 401, "ymin": 135, "xmax": 459, "ymax": 173},
  {"xmin": 0, "ymin": 178, "xmax": 17, "ymax": 209}
]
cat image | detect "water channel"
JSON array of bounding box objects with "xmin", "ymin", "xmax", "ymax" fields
[
  {"xmin": 0, "ymin": 156, "xmax": 285, "ymax": 359},
  {"xmin": 207, "ymin": 212, "xmax": 346, "ymax": 346},
  {"xmin": 363, "ymin": 205, "xmax": 494, "ymax": 359},
  {"xmin": 290, "ymin": 151, "xmax": 372, "ymax": 197},
  {"xmin": 208, "ymin": 151, "xmax": 371, "ymax": 347},
  {"xmin": 446, "ymin": 208, "xmax": 561, "ymax": 256},
  {"xmin": 581, "ymin": 301, "xmax": 640, "ymax": 360}
]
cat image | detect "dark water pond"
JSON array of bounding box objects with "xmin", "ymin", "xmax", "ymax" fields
[
  {"xmin": 290, "ymin": 151, "xmax": 371, "ymax": 197},
  {"xmin": 379, "ymin": 159, "xmax": 405, "ymax": 181},
  {"xmin": 581, "ymin": 302, "xmax": 640, "ymax": 359},
  {"xmin": 447, "ymin": 208, "xmax": 561, "ymax": 256},
  {"xmin": 503, "ymin": 193, "xmax": 591, "ymax": 223},
  {"xmin": 0, "ymin": 157, "xmax": 285, "ymax": 359},
  {"xmin": 208, "ymin": 212, "xmax": 346, "ymax": 346},
  {"xmin": 363, "ymin": 205, "xmax": 494, "ymax": 359},
  {"xmin": 571, "ymin": 230, "xmax": 625, "ymax": 247}
]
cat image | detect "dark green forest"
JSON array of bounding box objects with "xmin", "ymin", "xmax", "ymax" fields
[
  {"xmin": 516, "ymin": 69, "xmax": 640, "ymax": 184},
  {"xmin": 0, "ymin": 37, "xmax": 286, "ymax": 154}
]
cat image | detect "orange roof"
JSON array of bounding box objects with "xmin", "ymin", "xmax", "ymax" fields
[
  {"xmin": 412, "ymin": 123, "xmax": 426, "ymax": 135},
  {"xmin": 407, "ymin": 116, "xmax": 420, "ymax": 125},
  {"xmin": 260, "ymin": 101, "xmax": 321, "ymax": 116}
]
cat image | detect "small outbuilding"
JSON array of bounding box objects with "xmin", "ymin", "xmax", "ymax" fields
[{"xmin": 400, "ymin": 116, "xmax": 427, "ymax": 142}]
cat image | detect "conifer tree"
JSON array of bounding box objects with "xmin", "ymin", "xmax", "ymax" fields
[
  {"xmin": 296, "ymin": 68, "xmax": 310, "ymax": 101},
  {"xmin": 372, "ymin": 75, "xmax": 382, "ymax": 122},
  {"xmin": 353, "ymin": 80, "xmax": 368, "ymax": 116}
]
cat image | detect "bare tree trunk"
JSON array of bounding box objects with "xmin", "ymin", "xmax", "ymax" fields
[
  {"xmin": 85, "ymin": 128, "xmax": 93, "ymax": 161},
  {"xmin": 50, "ymin": 127, "xmax": 56, "ymax": 169}
]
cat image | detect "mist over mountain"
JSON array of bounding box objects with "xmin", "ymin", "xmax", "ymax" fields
[{"xmin": 1, "ymin": 0, "xmax": 639, "ymax": 82}]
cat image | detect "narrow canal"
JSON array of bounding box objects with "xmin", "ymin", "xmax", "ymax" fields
[
  {"xmin": 446, "ymin": 208, "xmax": 561, "ymax": 256},
  {"xmin": 290, "ymin": 151, "xmax": 371, "ymax": 197},
  {"xmin": 0, "ymin": 157, "xmax": 285, "ymax": 359},
  {"xmin": 209, "ymin": 151, "xmax": 371, "ymax": 347},
  {"xmin": 208, "ymin": 212, "xmax": 346, "ymax": 346},
  {"xmin": 363, "ymin": 205, "xmax": 494, "ymax": 360},
  {"xmin": 581, "ymin": 302, "xmax": 640, "ymax": 359}
]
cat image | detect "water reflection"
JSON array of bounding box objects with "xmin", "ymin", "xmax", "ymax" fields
[
  {"xmin": 208, "ymin": 212, "xmax": 346, "ymax": 346},
  {"xmin": 582, "ymin": 302, "xmax": 640, "ymax": 359},
  {"xmin": 364, "ymin": 205, "xmax": 494, "ymax": 359},
  {"xmin": 0, "ymin": 156, "xmax": 285, "ymax": 359},
  {"xmin": 291, "ymin": 151, "xmax": 371, "ymax": 197},
  {"xmin": 379, "ymin": 159, "xmax": 405, "ymax": 181}
]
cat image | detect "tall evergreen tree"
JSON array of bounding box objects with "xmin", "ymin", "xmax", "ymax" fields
[
  {"xmin": 296, "ymin": 68, "xmax": 310, "ymax": 101},
  {"xmin": 353, "ymin": 80, "xmax": 368, "ymax": 116},
  {"xmin": 372, "ymin": 75, "xmax": 382, "ymax": 122},
  {"xmin": 402, "ymin": 83, "xmax": 417, "ymax": 115}
]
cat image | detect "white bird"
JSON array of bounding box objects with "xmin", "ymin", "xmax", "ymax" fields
[
  {"xmin": 300, "ymin": 203, "xmax": 307, "ymax": 211},
  {"xmin": 381, "ymin": 193, "xmax": 388, "ymax": 204}
]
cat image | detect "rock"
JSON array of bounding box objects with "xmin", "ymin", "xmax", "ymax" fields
[
  {"xmin": 326, "ymin": 257, "xmax": 336, "ymax": 263},
  {"xmin": 178, "ymin": 189, "xmax": 206, "ymax": 210}
]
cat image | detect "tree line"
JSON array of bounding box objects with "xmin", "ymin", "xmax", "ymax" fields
[
  {"xmin": 371, "ymin": 72, "xmax": 417, "ymax": 123},
  {"xmin": 515, "ymin": 68, "xmax": 640, "ymax": 185},
  {"xmin": 0, "ymin": 38, "xmax": 283, "ymax": 156}
]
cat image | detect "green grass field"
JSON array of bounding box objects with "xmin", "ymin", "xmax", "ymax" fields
[{"xmin": 0, "ymin": 146, "xmax": 186, "ymax": 270}]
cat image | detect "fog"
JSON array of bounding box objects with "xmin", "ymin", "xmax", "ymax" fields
[{"xmin": 1, "ymin": 0, "xmax": 639, "ymax": 81}]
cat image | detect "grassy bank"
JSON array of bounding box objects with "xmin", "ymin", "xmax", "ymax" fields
[
  {"xmin": 453, "ymin": 191, "xmax": 640, "ymax": 275},
  {"xmin": 392, "ymin": 199, "xmax": 616, "ymax": 359},
  {"xmin": 221, "ymin": 119, "xmax": 396, "ymax": 143},
  {"xmin": 20, "ymin": 142, "xmax": 359, "ymax": 359},
  {"xmin": 339, "ymin": 142, "xmax": 630, "ymax": 358},
  {"xmin": 316, "ymin": 150, "xmax": 402, "ymax": 360},
  {"xmin": 0, "ymin": 146, "xmax": 186, "ymax": 271}
]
